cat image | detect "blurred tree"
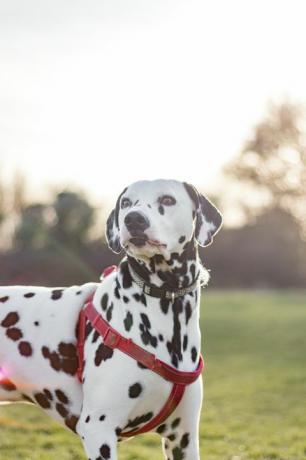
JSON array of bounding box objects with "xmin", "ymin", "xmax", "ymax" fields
[
  {"xmin": 11, "ymin": 170, "xmax": 27, "ymax": 214},
  {"xmin": 14, "ymin": 204, "xmax": 50, "ymax": 249},
  {"xmin": 202, "ymin": 206, "xmax": 306, "ymax": 288},
  {"xmin": 50, "ymin": 191, "xmax": 95, "ymax": 251},
  {"xmin": 224, "ymin": 102, "xmax": 306, "ymax": 233},
  {"xmin": 0, "ymin": 179, "xmax": 5, "ymax": 228}
]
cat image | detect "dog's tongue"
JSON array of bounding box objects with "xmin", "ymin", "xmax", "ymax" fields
[
  {"xmin": 130, "ymin": 236, "xmax": 166, "ymax": 248},
  {"xmin": 148, "ymin": 239, "xmax": 161, "ymax": 246},
  {"xmin": 147, "ymin": 239, "xmax": 166, "ymax": 247}
]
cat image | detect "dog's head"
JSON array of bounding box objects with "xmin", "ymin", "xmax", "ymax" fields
[{"xmin": 106, "ymin": 179, "xmax": 222, "ymax": 260}]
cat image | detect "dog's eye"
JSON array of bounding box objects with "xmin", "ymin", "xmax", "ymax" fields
[
  {"xmin": 121, "ymin": 198, "xmax": 132, "ymax": 209},
  {"xmin": 159, "ymin": 195, "xmax": 176, "ymax": 206}
]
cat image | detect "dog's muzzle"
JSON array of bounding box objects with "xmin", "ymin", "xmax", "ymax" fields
[{"xmin": 124, "ymin": 211, "xmax": 150, "ymax": 247}]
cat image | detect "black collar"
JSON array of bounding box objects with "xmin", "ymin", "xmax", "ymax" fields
[{"xmin": 128, "ymin": 262, "xmax": 200, "ymax": 301}]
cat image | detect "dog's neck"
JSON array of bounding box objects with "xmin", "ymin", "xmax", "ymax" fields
[{"xmin": 125, "ymin": 240, "xmax": 203, "ymax": 290}]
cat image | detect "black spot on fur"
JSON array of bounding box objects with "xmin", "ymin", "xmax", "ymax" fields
[
  {"xmin": 44, "ymin": 388, "xmax": 53, "ymax": 400},
  {"xmin": 158, "ymin": 334, "xmax": 164, "ymax": 342},
  {"xmin": 99, "ymin": 414, "xmax": 106, "ymax": 421},
  {"xmin": 56, "ymin": 402, "xmax": 68, "ymax": 417},
  {"xmin": 41, "ymin": 343, "xmax": 78, "ymax": 375},
  {"xmin": 22, "ymin": 393, "xmax": 34, "ymax": 403},
  {"xmin": 0, "ymin": 296, "xmax": 9, "ymax": 303},
  {"xmin": 129, "ymin": 383, "xmax": 142, "ymax": 398},
  {"xmin": 171, "ymin": 418, "xmax": 181, "ymax": 429},
  {"xmin": 122, "ymin": 295, "xmax": 129, "ymax": 303},
  {"xmin": 85, "ymin": 415, "xmax": 90, "ymax": 423},
  {"xmin": 6, "ymin": 327, "xmax": 23, "ymax": 341},
  {"xmin": 156, "ymin": 423, "xmax": 167, "ymax": 434},
  {"xmin": 178, "ymin": 236, "xmax": 186, "ymax": 244},
  {"xmin": 58, "ymin": 342, "xmax": 76, "ymax": 357},
  {"xmin": 24, "ymin": 292, "xmax": 35, "ymax": 298},
  {"xmin": 133, "ymin": 293, "xmax": 147, "ymax": 306},
  {"xmin": 34, "ymin": 392, "xmax": 51, "ymax": 409},
  {"xmin": 191, "ymin": 346, "xmax": 197, "ymax": 362},
  {"xmin": 1, "ymin": 312, "xmax": 19, "ymax": 328},
  {"xmin": 185, "ymin": 302, "xmax": 192, "ymax": 325},
  {"xmin": 180, "ymin": 432, "xmax": 190, "ymax": 448},
  {"xmin": 18, "ymin": 341, "xmax": 32, "ymax": 357},
  {"xmin": 166, "ymin": 299, "xmax": 183, "ymax": 367},
  {"xmin": 124, "ymin": 311, "xmax": 133, "ymax": 331},
  {"xmin": 120, "ymin": 261, "xmax": 133, "ymax": 289},
  {"xmin": 64, "ymin": 414, "xmax": 79, "ymax": 433},
  {"xmin": 95, "ymin": 344, "xmax": 114, "ymax": 366},
  {"xmin": 51, "ymin": 289, "xmax": 64, "ymax": 300},
  {"xmin": 125, "ymin": 411, "xmax": 153, "ymax": 429},
  {"xmin": 140, "ymin": 313, "xmax": 151, "ymax": 329},
  {"xmin": 137, "ymin": 361, "xmax": 148, "ymax": 370},
  {"xmin": 190, "ymin": 263, "xmax": 196, "ymax": 281},
  {"xmin": 114, "ymin": 279, "xmax": 121, "ymax": 299},
  {"xmin": 106, "ymin": 303, "xmax": 113, "ymax": 321},
  {"xmin": 168, "ymin": 433, "xmax": 176, "ymax": 441},
  {"xmin": 183, "ymin": 334, "xmax": 188, "ymax": 351},
  {"xmin": 55, "ymin": 389, "xmax": 69, "ymax": 404},
  {"xmin": 158, "ymin": 205, "xmax": 165, "ymax": 215},
  {"xmin": 101, "ymin": 293, "xmax": 108, "ymax": 311},
  {"xmin": 160, "ymin": 298, "xmax": 170, "ymax": 315},
  {"xmin": 171, "ymin": 354, "xmax": 178, "ymax": 368},
  {"xmin": 92, "ymin": 330, "xmax": 99, "ymax": 343},
  {"xmin": 34, "ymin": 321, "xmax": 40, "ymax": 326},
  {"xmin": 85, "ymin": 322, "xmax": 93, "ymax": 339},
  {"xmin": 100, "ymin": 444, "xmax": 111, "ymax": 459},
  {"xmin": 172, "ymin": 446, "xmax": 184, "ymax": 460},
  {"xmin": 139, "ymin": 322, "xmax": 158, "ymax": 348}
]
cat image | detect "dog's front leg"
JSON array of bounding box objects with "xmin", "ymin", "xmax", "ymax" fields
[
  {"xmin": 158, "ymin": 378, "xmax": 202, "ymax": 460},
  {"xmin": 77, "ymin": 417, "xmax": 118, "ymax": 460},
  {"xmin": 161, "ymin": 427, "xmax": 200, "ymax": 460}
]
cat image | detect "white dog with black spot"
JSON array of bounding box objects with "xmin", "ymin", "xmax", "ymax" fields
[{"xmin": 0, "ymin": 179, "xmax": 222, "ymax": 460}]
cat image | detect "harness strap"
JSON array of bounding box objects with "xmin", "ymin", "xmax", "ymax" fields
[{"xmin": 77, "ymin": 296, "xmax": 204, "ymax": 437}]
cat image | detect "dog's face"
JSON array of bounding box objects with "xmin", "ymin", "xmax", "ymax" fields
[{"xmin": 106, "ymin": 179, "xmax": 222, "ymax": 260}]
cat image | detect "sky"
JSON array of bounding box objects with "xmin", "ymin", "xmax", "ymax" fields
[{"xmin": 1, "ymin": 0, "xmax": 306, "ymax": 210}]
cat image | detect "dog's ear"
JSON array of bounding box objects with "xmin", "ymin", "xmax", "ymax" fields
[
  {"xmin": 105, "ymin": 188, "xmax": 127, "ymax": 254},
  {"xmin": 183, "ymin": 182, "xmax": 222, "ymax": 247}
]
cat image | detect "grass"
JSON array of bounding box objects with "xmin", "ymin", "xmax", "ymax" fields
[{"xmin": 0, "ymin": 290, "xmax": 305, "ymax": 459}]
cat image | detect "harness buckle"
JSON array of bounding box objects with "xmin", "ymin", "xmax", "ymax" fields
[
  {"xmin": 166, "ymin": 291, "xmax": 175, "ymax": 302},
  {"xmin": 103, "ymin": 328, "xmax": 121, "ymax": 349}
]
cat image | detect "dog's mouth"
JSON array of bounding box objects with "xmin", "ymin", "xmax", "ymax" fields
[
  {"xmin": 129, "ymin": 236, "xmax": 148, "ymax": 247},
  {"xmin": 129, "ymin": 234, "xmax": 167, "ymax": 248}
]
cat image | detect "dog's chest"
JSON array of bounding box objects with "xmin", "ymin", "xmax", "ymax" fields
[{"xmin": 89, "ymin": 264, "xmax": 201, "ymax": 371}]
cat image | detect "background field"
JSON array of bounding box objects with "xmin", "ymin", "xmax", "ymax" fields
[{"xmin": 0, "ymin": 290, "xmax": 305, "ymax": 460}]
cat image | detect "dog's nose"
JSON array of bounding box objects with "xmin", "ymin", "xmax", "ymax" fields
[{"xmin": 124, "ymin": 211, "xmax": 149, "ymax": 232}]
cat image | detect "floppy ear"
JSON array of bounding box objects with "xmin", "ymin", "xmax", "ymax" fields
[
  {"xmin": 106, "ymin": 209, "xmax": 122, "ymax": 253},
  {"xmin": 183, "ymin": 182, "xmax": 222, "ymax": 247},
  {"xmin": 105, "ymin": 187, "xmax": 127, "ymax": 254}
]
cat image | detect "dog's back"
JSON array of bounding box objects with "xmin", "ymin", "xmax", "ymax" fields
[{"xmin": 0, "ymin": 282, "xmax": 97, "ymax": 430}]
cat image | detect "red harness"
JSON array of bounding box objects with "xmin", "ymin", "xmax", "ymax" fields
[{"xmin": 77, "ymin": 267, "xmax": 204, "ymax": 437}]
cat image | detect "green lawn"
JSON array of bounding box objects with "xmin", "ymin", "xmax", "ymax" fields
[{"xmin": 0, "ymin": 290, "xmax": 305, "ymax": 460}]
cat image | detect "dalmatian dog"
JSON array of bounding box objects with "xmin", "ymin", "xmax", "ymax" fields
[{"xmin": 0, "ymin": 179, "xmax": 222, "ymax": 460}]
